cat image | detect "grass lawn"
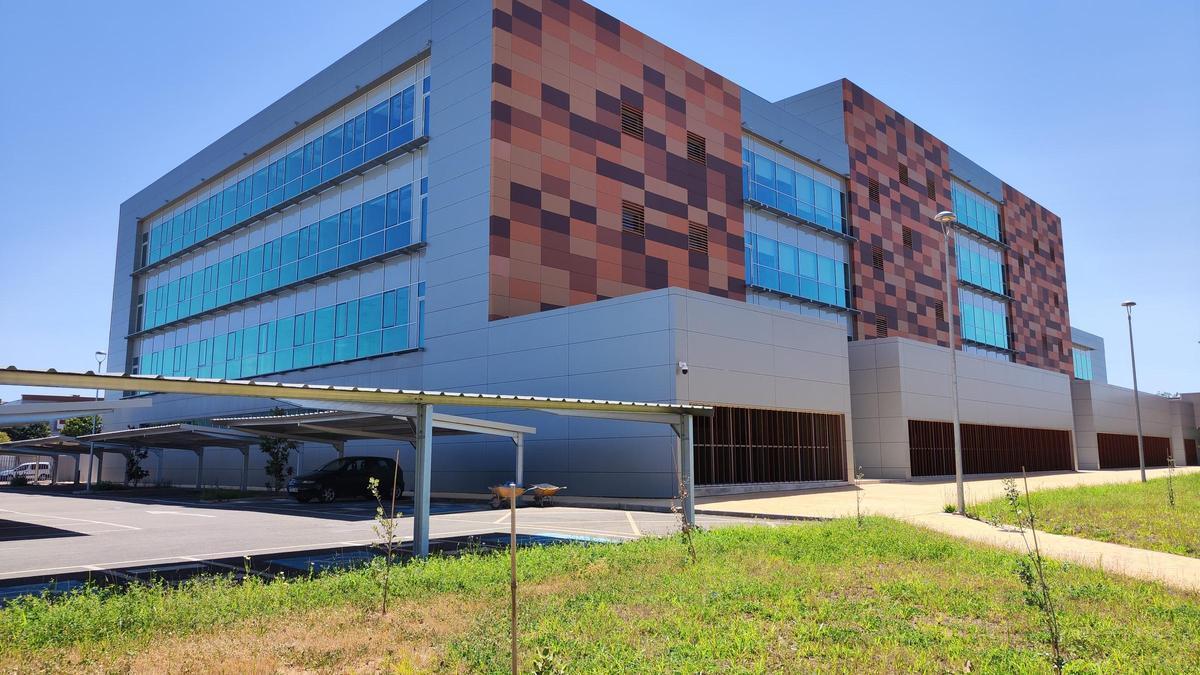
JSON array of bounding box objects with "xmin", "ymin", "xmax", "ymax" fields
[
  {"xmin": 972, "ymin": 472, "xmax": 1200, "ymax": 558},
  {"xmin": 1, "ymin": 518, "xmax": 1198, "ymax": 673}
]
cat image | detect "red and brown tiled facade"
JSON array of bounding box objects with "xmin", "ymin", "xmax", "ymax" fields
[
  {"xmin": 1003, "ymin": 184, "xmax": 1072, "ymax": 375},
  {"xmin": 841, "ymin": 80, "xmax": 957, "ymax": 348},
  {"xmin": 488, "ymin": 0, "xmax": 745, "ymax": 321},
  {"xmin": 487, "ymin": 1, "xmax": 1072, "ymax": 377}
]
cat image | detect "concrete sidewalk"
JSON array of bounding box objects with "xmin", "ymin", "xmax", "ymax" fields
[{"xmin": 698, "ymin": 467, "xmax": 1200, "ymax": 592}]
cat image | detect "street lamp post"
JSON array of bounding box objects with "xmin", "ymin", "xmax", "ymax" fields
[
  {"xmin": 935, "ymin": 210, "xmax": 966, "ymax": 515},
  {"xmin": 86, "ymin": 351, "xmax": 106, "ymax": 491},
  {"xmin": 1121, "ymin": 301, "xmax": 1146, "ymax": 482}
]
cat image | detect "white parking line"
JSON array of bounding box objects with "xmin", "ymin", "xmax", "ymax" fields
[
  {"xmin": 625, "ymin": 511, "xmax": 642, "ymax": 536},
  {"xmin": 145, "ymin": 510, "xmax": 217, "ymax": 518},
  {"xmin": 0, "ymin": 508, "xmax": 141, "ymax": 530}
]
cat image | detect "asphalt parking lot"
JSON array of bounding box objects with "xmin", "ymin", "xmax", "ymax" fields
[{"xmin": 0, "ymin": 489, "xmax": 765, "ymax": 587}]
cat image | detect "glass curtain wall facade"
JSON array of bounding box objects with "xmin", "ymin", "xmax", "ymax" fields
[
  {"xmin": 1072, "ymin": 345, "xmax": 1094, "ymax": 380},
  {"xmin": 742, "ymin": 136, "xmax": 847, "ymax": 235},
  {"xmin": 141, "ymin": 73, "xmax": 431, "ymax": 269},
  {"xmin": 128, "ymin": 58, "xmax": 431, "ymax": 379},
  {"xmin": 950, "ymin": 180, "xmax": 1002, "ymax": 242},
  {"xmin": 742, "ymin": 135, "xmax": 853, "ymax": 333}
]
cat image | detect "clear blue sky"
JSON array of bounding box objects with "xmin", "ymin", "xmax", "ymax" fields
[{"xmin": 1, "ymin": 0, "xmax": 1196, "ymax": 403}]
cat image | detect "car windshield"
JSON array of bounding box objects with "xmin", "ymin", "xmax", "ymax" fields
[{"xmin": 317, "ymin": 458, "xmax": 356, "ymax": 472}]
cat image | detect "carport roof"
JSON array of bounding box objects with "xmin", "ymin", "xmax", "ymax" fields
[
  {"xmin": 0, "ymin": 367, "xmax": 713, "ymax": 417},
  {"xmin": 0, "ymin": 435, "xmax": 89, "ymax": 455},
  {"xmin": 77, "ymin": 424, "xmax": 259, "ymax": 451},
  {"xmin": 212, "ymin": 409, "xmax": 535, "ymax": 445}
]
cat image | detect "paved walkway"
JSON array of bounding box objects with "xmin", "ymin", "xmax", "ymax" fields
[{"xmin": 699, "ymin": 467, "xmax": 1200, "ymax": 592}]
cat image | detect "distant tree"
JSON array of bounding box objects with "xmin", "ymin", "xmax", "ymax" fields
[
  {"xmin": 259, "ymin": 408, "xmax": 298, "ymax": 491},
  {"xmin": 4, "ymin": 422, "xmax": 51, "ymax": 441},
  {"xmin": 61, "ymin": 416, "xmax": 102, "ymax": 438},
  {"xmin": 0, "ymin": 431, "xmax": 10, "ymax": 444},
  {"xmin": 125, "ymin": 449, "xmax": 150, "ymax": 486}
]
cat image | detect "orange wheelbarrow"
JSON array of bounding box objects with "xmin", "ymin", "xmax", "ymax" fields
[{"xmin": 488, "ymin": 483, "xmax": 566, "ymax": 508}]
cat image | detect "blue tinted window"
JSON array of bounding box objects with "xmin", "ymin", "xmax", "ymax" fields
[
  {"xmin": 743, "ymin": 144, "xmax": 846, "ymax": 234},
  {"xmin": 744, "ymin": 229, "xmax": 849, "ymax": 309}
]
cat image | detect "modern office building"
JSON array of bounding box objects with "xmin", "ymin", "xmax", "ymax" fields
[{"xmin": 103, "ymin": 0, "xmax": 1196, "ymax": 495}]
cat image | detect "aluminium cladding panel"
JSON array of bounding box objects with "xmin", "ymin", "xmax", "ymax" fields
[
  {"xmin": 1072, "ymin": 380, "xmax": 1178, "ymax": 437},
  {"xmin": 421, "ymin": 287, "xmax": 855, "ymax": 497},
  {"xmin": 772, "ymin": 80, "xmax": 847, "ymax": 146},
  {"xmin": 849, "ymin": 337, "xmax": 1075, "ymax": 479},
  {"xmin": 947, "ymin": 147, "xmax": 1003, "ymax": 203},
  {"xmin": 739, "ymin": 89, "xmax": 850, "ymax": 176},
  {"xmin": 418, "ymin": 288, "xmax": 682, "ymax": 497},
  {"xmin": 1169, "ymin": 398, "xmax": 1197, "ymax": 466}
]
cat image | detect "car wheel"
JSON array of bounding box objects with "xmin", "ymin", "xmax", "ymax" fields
[
  {"xmin": 319, "ymin": 486, "xmax": 337, "ymax": 503},
  {"xmin": 39, "ymin": 474, "xmax": 50, "ymax": 482}
]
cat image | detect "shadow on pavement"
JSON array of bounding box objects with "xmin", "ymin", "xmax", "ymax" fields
[{"xmin": 0, "ymin": 519, "xmax": 86, "ymax": 542}]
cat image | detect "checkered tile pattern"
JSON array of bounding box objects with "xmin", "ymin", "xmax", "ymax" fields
[
  {"xmin": 842, "ymin": 81, "xmax": 955, "ymax": 345},
  {"xmin": 488, "ymin": 0, "xmax": 745, "ymax": 320},
  {"xmin": 1003, "ymin": 185, "xmax": 1072, "ymax": 375}
]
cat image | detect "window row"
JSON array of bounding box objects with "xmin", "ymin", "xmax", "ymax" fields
[
  {"xmin": 1073, "ymin": 346, "xmax": 1094, "ymax": 381},
  {"xmin": 142, "ymin": 76, "xmax": 431, "ymax": 268},
  {"xmin": 742, "ymin": 144, "xmax": 846, "ymax": 234},
  {"xmin": 139, "ymin": 180, "xmax": 427, "ymax": 332},
  {"xmin": 950, "ymin": 180, "xmax": 1002, "ymax": 241},
  {"xmin": 959, "ymin": 287, "xmax": 1009, "ymax": 350},
  {"xmin": 955, "ymin": 232, "xmax": 1006, "ymax": 295},
  {"xmin": 135, "ymin": 284, "xmax": 424, "ymax": 381},
  {"xmin": 745, "ymin": 232, "xmax": 850, "ymax": 308}
]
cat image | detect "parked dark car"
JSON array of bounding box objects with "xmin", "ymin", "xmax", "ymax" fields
[{"xmin": 286, "ymin": 456, "xmax": 403, "ymax": 503}]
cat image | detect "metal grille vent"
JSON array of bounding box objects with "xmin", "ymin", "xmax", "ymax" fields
[
  {"xmin": 902, "ymin": 226, "xmax": 914, "ymax": 249},
  {"xmin": 898, "ymin": 163, "xmax": 909, "ymax": 186},
  {"xmin": 868, "ymin": 177, "xmax": 880, "ymax": 203},
  {"xmin": 872, "ymin": 245, "xmax": 884, "ymax": 270},
  {"xmin": 687, "ymin": 222, "xmax": 708, "ymax": 252},
  {"xmin": 621, "ymin": 201, "xmax": 645, "ymax": 236},
  {"xmin": 686, "ymin": 132, "xmax": 707, "ymax": 165},
  {"xmin": 934, "ymin": 300, "xmax": 945, "ymax": 322},
  {"xmin": 875, "ymin": 316, "xmax": 888, "ymax": 337},
  {"xmin": 620, "ymin": 102, "xmax": 644, "ymax": 140}
]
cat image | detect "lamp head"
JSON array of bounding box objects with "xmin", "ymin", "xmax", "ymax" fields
[
  {"xmin": 933, "ymin": 211, "xmax": 957, "ymax": 224},
  {"xmin": 1120, "ymin": 300, "xmax": 1136, "ymax": 308}
]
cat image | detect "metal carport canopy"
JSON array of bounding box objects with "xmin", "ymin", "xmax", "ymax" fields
[
  {"xmin": 0, "ymin": 435, "xmax": 90, "ymax": 485},
  {"xmin": 213, "ymin": 407, "xmax": 536, "ymax": 484},
  {"xmin": 78, "ymin": 424, "xmax": 260, "ymax": 491},
  {"xmin": 0, "ymin": 367, "xmax": 712, "ymax": 556}
]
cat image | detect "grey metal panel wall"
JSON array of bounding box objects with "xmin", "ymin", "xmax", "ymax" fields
[
  {"xmin": 773, "ymin": 81, "xmax": 846, "ymax": 144},
  {"xmin": 1070, "ymin": 326, "xmax": 1108, "ymax": 384},
  {"xmin": 740, "ymin": 88, "xmax": 850, "ymax": 176},
  {"xmin": 947, "ymin": 146, "xmax": 1003, "ymax": 203}
]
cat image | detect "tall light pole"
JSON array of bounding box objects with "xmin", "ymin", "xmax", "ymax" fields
[
  {"xmin": 935, "ymin": 210, "xmax": 966, "ymax": 515},
  {"xmin": 86, "ymin": 351, "xmax": 106, "ymax": 491},
  {"xmin": 1121, "ymin": 301, "xmax": 1146, "ymax": 482}
]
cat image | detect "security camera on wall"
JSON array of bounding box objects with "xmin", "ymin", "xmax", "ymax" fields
[{"xmin": 677, "ymin": 361, "xmax": 689, "ymax": 375}]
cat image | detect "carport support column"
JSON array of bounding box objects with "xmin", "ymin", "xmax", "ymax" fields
[
  {"xmin": 240, "ymin": 449, "xmax": 250, "ymax": 493},
  {"xmin": 678, "ymin": 415, "xmax": 696, "ymax": 530},
  {"xmin": 195, "ymin": 449, "xmax": 205, "ymax": 489},
  {"xmin": 412, "ymin": 404, "xmax": 434, "ymax": 559},
  {"xmin": 514, "ymin": 435, "xmax": 524, "ymax": 486}
]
